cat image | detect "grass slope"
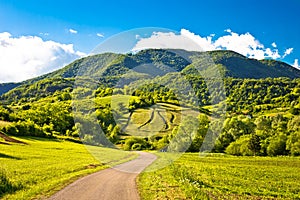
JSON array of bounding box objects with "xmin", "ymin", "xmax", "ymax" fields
[
  {"xmin": 0, "ymin": 137, "xmax": 136, "ymax": 200},
  {"xmin": 122, "ymin": 103, "xmax": 198, "ymax": 137},
  {"xmin": 138, "ymin": 153, "xmax": 300, "ymax": 199}
]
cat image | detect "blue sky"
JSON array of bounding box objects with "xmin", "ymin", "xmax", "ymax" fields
[{"xmin": 0, "ymin": 0, "xmax": 299, "ymax": 82}]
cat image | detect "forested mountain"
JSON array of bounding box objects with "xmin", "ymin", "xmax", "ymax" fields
[
  {"xmin": 25, "ymin": 49, "xmax": 300, "ymax": 80},
  {"xmin": 1, "ymin": 49, "xmax": 300, "ymax": 156},
  {"xmin": 0, "ymin": 49, "xmax": 299, "ymax": 97}
]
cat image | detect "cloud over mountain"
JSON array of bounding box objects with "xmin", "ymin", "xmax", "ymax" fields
[{"xmin": 133, "ymin": 29, "xmax": 294, "ymax": 61}]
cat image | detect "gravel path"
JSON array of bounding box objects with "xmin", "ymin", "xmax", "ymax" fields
[{"xmin": 48, "ymin": 151, "xmax": 156, "ymax": 200}]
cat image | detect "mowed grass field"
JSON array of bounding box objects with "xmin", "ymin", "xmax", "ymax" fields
[
  {"xmin": 123, "ymin": 102, "xmax": 199, "ymax": 137},
  {"xmin": 0, "ymin": 137, "xmax": 136, "ymax": 200},
  {"xmin": 138, "ymin": 153, "xmax": 300, "ymax": 200}
]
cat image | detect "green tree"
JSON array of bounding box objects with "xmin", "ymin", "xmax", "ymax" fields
[
  {"xmin": 225, "ymin": 135, "xmax": 252, "ymax": 156},
  {"xmin": 0, "ymin": 106, "xmax": 10, "ymax": 121},
  {"xmin": 286, "ymin": 131, "xmax": 300, "ymax": 156},
  {"xmin": 248, "ymin": 134, "xmax": 261, "ymax": 156},
  {"xmin": 267, "ymin": 134, "xmax": 287, "ymax": 156},
  {"xmin": 288, "ymin": 116, "xmax": 300, "ymax": 132}
]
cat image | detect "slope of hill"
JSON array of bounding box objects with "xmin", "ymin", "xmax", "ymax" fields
[
  {"xmin": 208, "ymin": 50, "xmax": 300, "ymax": 78},
  {"xmin": 0, "ymin": 83, "xmax": 20, "ymax": 95},
  {"xmin": 0, "ymin": 49, "xmax": 300, "ymax": 157},
  {"xmin": 1, "ymin": 49, "xmax": 299, "ymax": 99}
]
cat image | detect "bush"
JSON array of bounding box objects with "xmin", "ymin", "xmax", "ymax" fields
[
  {"xmin": 123, "ymin": 137, "xmax": 149, "ymax": 150},
  {"xmin": 267, "ymin": 134, "xmax": 287, "ymax": 156},
  {"xmin": 286, "ymin": 132, "xmax": 300, "ymax": 156},
  {"xmin": 3, "ymin": 120, "xmax": 46, "ymax": 137},
  {"xmin": 225, "ymin": 135, "xmax": 253, "ymax": 156},
  {"xmin": 0, "ymin": 106, "xmax": 10, "ymax": 121}
]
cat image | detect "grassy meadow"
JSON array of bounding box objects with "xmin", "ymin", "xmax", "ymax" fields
[
  {"xmin": 0, "ymin": 137, "xmax": 136, "ymax": 200},
  {"xmin": 138, "ymin": 153, "xmax": 300, "ymax": 200}
]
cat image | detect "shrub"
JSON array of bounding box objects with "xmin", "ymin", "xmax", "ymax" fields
[
  {"xmin": 123, "ymin": 137, "xmax": 149, "ymax": 150},
  {"xmin": 225, "ymin": 135, "xmax": 253, "ymax": 156},
  {"xmin": 286, "ymin": 131, "xmax": 300, "ymax": 156},
  {"xmin": 3, "ymin": 120, "xmax": 46, "ymax": 137},
  {"xmin": 267, "ymin": 134, "xmax": 287, "ymax": 156}
]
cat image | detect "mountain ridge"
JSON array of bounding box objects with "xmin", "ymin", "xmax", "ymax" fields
[{"xmin": 0, "ymin": 49, "xmax": 299, "ymax": 98}]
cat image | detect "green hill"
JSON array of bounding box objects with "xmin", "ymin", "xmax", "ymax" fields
[
  {"xmin": 1, "ymin": 49, "xmax": 299, "ymax": 100},
  {"xmin": 0, "ymin": 49, "xmax": 300, "ymax": 156},
  {"xmin": 209, "ymin": 50, "xmax": 300, "ymax": 78}
]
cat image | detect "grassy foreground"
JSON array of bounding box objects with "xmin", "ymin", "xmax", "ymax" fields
[
  {"xmin": 0, "ymin": 137, "xmax": 136, "ymax": 200},
  {"xmin": 138, "ymin": 153, "xmax": 300, "ymax": 199}
]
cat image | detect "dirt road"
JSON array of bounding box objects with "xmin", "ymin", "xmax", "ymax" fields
[{"xmin": 48, "ymin": 151, "xmax": 156, "ymax": 200}]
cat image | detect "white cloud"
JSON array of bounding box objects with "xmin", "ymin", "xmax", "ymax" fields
[
  {"xmin": 132, "ymin": 29, "xmax": 293, "ymax": 60},
  {"xmin": 69, "ymin": 29, "xmax": 78, "ymax": 34},
  {"xmin": 39, "ymin": 32, "xmax": 49, "ymax": 36},
  {"xmin": 283, "ymin": 48, "xmax": 293, "ymax": 58},
  {"xmin": 135, "ymin": 34, "xmax": 141, "ymax": 39},
  {"xmin": 214, "ymin": 31, "xmax": 283, "ymax": 60},
  {"xmin": 0, "ymin": 32, "xmax": 85, "ymax": 83},
  {"xmin": 181, "ymin": 29, "xmax": 216, "ymax": 51},
  {"xmin": 132, "ymin": 29, "xmax": 214, "ymax": 52},
  {"xmin": 293, "ymin": 59, "xmax": 299, "ymax": 68},
  {"xmin": 97, "ymin": 33, "xmax": 104, "ymax": 38},
  {"xmin": 214, "ymin": 31, "xmax": 266, "ymax": 59}
]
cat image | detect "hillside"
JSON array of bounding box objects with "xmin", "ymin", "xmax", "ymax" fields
[
  {"xmin": 0, "ymin": 49, "xmax": 299, "ymax": 98},
  {"xmin": 209, "ymin": 50, "xmax": 300, "ymax": 78},
  {"xmin": 25, "ymin": 49, "xmax": 300, "ymax": 80},
  {"xmin": 0, "ymin": 48, "xmax": 300, "ymax": 157}
]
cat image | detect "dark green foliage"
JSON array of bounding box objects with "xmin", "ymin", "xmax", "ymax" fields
[
  {"xmin": 225, "ymin": 135, "xmax": 253, "ymax": 156},
  {"xmin": 0, "ymin": 106, "xmax": 10, "ymax": 121},
  {"xmin": 225, "ymin": 78, "xmax": 300, "ymax": 112},
  {"xmin": 0, "ymin": 78, "xmax": 74, "ymax": 102},
  {"xmin": 267, "ymin": 134, "xmax": 288, "ymax": 156},
  {"xmin": 286, "ymin": 132, "xmax": 300, "ymax": 156},
  {"xmin": 1, "ymin": 120, "xmax": 46, "ymax": 137},
  {"xmin": 248, "ymin": 134, "xmax": 261, "ymax": 155},
  {"xmin": 210, "ymin": 50, "xmax": 300, "ymax": 78},
  {"xmin": 123, "ymin": 137, "xmax": 150, "ymax": 150}
]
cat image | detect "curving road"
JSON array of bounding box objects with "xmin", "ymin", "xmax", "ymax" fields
[{"xmin": 48, "ymin": 152, "xmax": 156, "ymax": 200}]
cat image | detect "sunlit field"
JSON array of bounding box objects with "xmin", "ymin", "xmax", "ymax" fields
[
  {"xmin": 138, "ymin": 153, "xmax": 300, "ymax": 199},
  {"xmin": 0, "ymin": 137, "xmax": 136, "ymax": 200}
]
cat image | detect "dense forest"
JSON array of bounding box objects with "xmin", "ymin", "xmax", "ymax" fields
[{"xmin": 0, "ymin": 49, "xmax": 299, "ymax": 156}]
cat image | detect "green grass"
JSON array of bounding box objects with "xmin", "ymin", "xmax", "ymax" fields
[
  {"xmin": 131, "ymin": 109, "xmax": 152, "ymax": 125},
  {"xmin": 123, "ymin": 103, "xmax": 199, "ymax": 138},
  {"xmin": 0, "ymin": 137, "xmax": 136, "ymax": 200},
  {"xmin": 138, "ymin": 153, "xmax": 300, "ymax": 199}
]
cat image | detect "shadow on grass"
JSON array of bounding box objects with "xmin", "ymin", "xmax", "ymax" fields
[
  {"xmin": 0, "ymin": 153, "xmax": 21, "ymax": 160},
  {"xmin": 18, "ymin": 136, "xmax": 62, "ymax": 142},
  {"xmin": 0, "ymin": 141, "xmax": 10, "ymax": 145},
  {"xmin": 0, "ymin": 171, "xmax": 23, "ymax": 198}
]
